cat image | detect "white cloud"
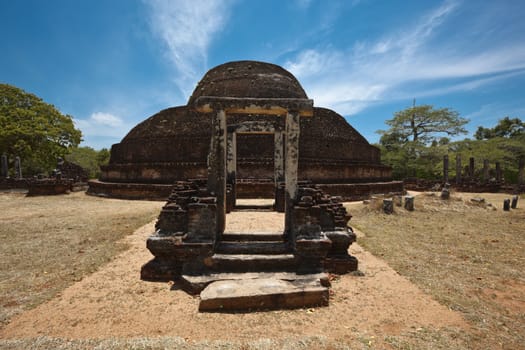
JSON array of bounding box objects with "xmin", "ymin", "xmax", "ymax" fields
[
  {"xmin": 75, "ymin": 112, "xmax": 130, "ymax": 139},
  {"xmin": 90, "ymin": 112, "xmax": 123, "ymax": 128},
  {"xmin": 285, "ymin": 0, "xmax": 525, "ymax": 116},
  {"xmin": 145, "ymin": 0, "xmax": 234, "ymax": 98}
]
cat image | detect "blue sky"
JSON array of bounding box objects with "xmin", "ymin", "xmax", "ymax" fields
[{"xmin": 1, "ymin": 0, "xmax": 524, "ymax": 149}]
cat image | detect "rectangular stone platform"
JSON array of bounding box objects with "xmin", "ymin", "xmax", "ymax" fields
[{"xmin": 199, "ymin": 278, "xmax": 329, "ymax": 311}]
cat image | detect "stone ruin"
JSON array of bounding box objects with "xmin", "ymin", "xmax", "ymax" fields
[
  {"xmin": 141, "ymin": 92, "xmax": 358, "ymax": 311},
  {"xmin": 405, "ymin": 155, "xmax": 525, "ymax": 194},
  {"xmin": 88, "ymin": 61, "xmax": 403, "ymax": 202},
  {"xmin": 0, "ymin": 154, "xmax": 89, "ymax": 195}
]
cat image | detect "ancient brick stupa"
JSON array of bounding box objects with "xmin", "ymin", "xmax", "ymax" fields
[{"xmin": 88, "ymin": 60, "xmax": 402, "ymax": 200}]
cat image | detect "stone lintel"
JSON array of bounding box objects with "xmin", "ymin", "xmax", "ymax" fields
[{"xmin": 194, "ymin": 96, "xmax": 313, "ymax": 117}]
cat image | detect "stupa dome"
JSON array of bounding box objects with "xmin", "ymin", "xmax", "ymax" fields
[{"xmin": 188, "ymin": 60, "xmax": 307, "ymax": 104}]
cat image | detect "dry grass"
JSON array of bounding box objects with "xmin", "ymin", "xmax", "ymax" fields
[
  {"xmin": 350, "ymin": 192, "xmax": 525, "ymax": 349},
  {"xmin": 0, "ymin": 191, "xmax": 162, "ymax": 327}
]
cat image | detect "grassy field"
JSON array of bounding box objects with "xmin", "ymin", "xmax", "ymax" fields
[
  {"xmin": 351, "ymin": 192, "xmax": 525, "ymax": 349},
  {"xmin": 1, "ymin": 190, "xmax": 524, "ymax": 349},
  {"xmin": 0, "ymin": 191, "xmax": 162, "ymax": 327}
]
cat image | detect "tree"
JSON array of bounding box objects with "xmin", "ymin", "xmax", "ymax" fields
[
  {"xmin": 66, "ymin": 147, "xmax": 110, "ymax": 178},
  {"xmin": 0, "ymin": 83, "xmax": 82, "ymax": 175},
  {"xmin": 378, "ymin": 104, "xmax": 469, "ymax": 144},
  {"xmin": 474, "ymin": 116, "xmax": 525, "ymax": 140},
  {"xmin": 377, "ymin": 103, "xmax": 468, "ymax": 179}
]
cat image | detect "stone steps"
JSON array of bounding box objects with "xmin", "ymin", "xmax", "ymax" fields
[
  {"xmin": 215, "ymin": 241, "xmax": 291, "ymax": 255},
  {"xmin": 210, "ymin": 253, "xmax": 297, "ymax": 272},
  {"xmin": 221, "ymin": 232, "xmax": 285, "ymax": 242}
]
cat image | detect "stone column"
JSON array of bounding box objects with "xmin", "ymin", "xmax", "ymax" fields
[
  {"xmin": 511, "ymin": 196, "xmax": 518, "ymax": 209},
  {"xmin": 226, "ymin": 131, "xmax": 237, "ymax": 209},
  {"xmin": 456, "ymin": 154, "xmax": 461, "ymax": 185},
  {"xmin": 14, "ymin": 156, "xmax": 22, "ymax": 179},
  {"xmin": 284, "ymin": 111, "xmax": 300, "ymax": 235},
  {"xmin": 1, "ymin": 154, "xmax": 8, "ymax": 178},
  {"xmin": 443, "ymin": 155, "xmax": 449, "ymax": 183},
  {"xmin": 274, "ymin": 131, "xmax": 284, "ymax": 185},
  {"xmin": 207, "ymin": 109, "xmax": 227, "ymax": 235},
  {"xmin": 495, "ymin": 162, "xmax": 502, "ymax": 182},
  {"xmin": 469, "ymin": 157, "xmax": 475, "ymax": 179},
  {"xmin": 503, "ymin": 199, "xmax": 510, "ymax": 211},
  {"xmin": 483, "ymin": 159, "xmax": 489, "ymax": 183}
]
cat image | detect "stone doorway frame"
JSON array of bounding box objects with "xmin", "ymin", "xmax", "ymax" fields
[
  {"xmin": 194, "ymin": 96, "xmax": 313, "ymax": 242},
  {"xmin": 226, "ymin": 120, "xmax": 283, "ymax": 212}
]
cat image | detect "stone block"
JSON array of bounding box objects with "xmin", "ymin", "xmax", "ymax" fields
[{"xmin": 199, "ymin": 278, "xmax": 329, "ymax": 311}]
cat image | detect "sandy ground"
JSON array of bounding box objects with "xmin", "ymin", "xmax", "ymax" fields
[{"xmin": 0, "ymin": 209, "xmax": 466, "ymax": 342}]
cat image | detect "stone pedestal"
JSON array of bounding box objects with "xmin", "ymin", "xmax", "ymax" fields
[
  {"xmin": 383, "ymin": 198, "xmax": 394, "ymax": 214},
  {"xmin": 404, "ymin": 195, "xmax": 414, "ymax": 211}
]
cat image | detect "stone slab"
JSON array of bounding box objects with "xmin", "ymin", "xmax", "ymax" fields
[
  {"xmin": 181, "ymin": 271, "xmax": 329, "ymax": 294},
  {"xmin": 199, "ymin": 278, "xmax": 329, "ymax": 311}
]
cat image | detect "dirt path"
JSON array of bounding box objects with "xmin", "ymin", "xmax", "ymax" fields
[{"xmin": 0, "ymin": 211, "xmax": 466, "ymax": 342}]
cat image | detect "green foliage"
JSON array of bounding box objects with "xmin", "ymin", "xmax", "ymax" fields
[
  {"xmin": 66, "ymin": 147, "xmax": 110, "ymax": 178},
  {"xmin": 0, "ymin": 83, "xmax": 82, "ymax": 176},
  {"xmin": 474, "ymin": 116, "xmax": 525, "ymax": 140},
  {"xmin": 378, "ymin": 104, "xmax": 468, "ymax": 144},
  {"xmin": 378, "ymin": 105, "xmax": 524, "ymax": 183},
  {"xmin": 450, "ymin": 135, "xmax": 525, "ymax": 183},
  {"xmin": 378, "ymin": 104, "xmax": 468, "ymax": 180}
]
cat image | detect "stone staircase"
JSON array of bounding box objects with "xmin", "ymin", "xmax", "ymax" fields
[{"xmin": 180, "ymin": 232, "xmax": 330, "ymax": 311}]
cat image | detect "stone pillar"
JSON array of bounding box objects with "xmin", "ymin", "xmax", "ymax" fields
[
  {"xmin": 404, "ymin": 195, "xmax": 414, "ymax": 211},
  {"xmin": 503, "ymin": 199, "xmax": 510, "ymax": 211},
  {"xmin": 483, "ymin": 159, "xmax": 489, "ymax": 183},
  {"xmin": 383, "ymin": 199, "xmax": 394, "ymax": 214},
  {"xmin": 14, "ymin": 156, "xmax": 22, "ymax": 179},
  {"xmin": 274, "ymin": 131, "xmax": 284, "ymax": 185},
  {"xmin": 207, "ymin": 109, "xmax": 227, "ymax": 235},
  {"xmin": 469, "ymin": 157, "xmax": 475, "ymax": 179},
  {"xmin": 443, "ymin": 155, "xmax": 449, "ymax": 183},
  {"xmin": 519, "ymin": 157, "xmax": 524, "ymax": 185},
  {"xmin": 455, "ymin": 154, "xmax": 461, "ymax": 185},
  {"xmin": 274, "ymin": 130, "xmax": 285, "ymax": 212},
  {"xmin": 284, "ymin": 111, "xmax": 300, "ymax": 235},
  {"xmin": 495, "ymin": 162, "xmax": 502, "ymax": 182},
  {"xmin": 511, "ymin": 196, "xmax": 518, "ymax": 209},
  {"xmin": 1, "ymin": 154, "xmax": 8, "ymax": 178},
  {"xmin": 226, "ymin": 131, "xmax": 237, "ymax": 209}
]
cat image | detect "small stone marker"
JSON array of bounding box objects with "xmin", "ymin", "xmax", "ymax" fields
[
  {"xmin": 511, "ymin": 196, "xmax": 518, "ymax": 209},
  {"xmin": 383, "ymin": 198, "xmax": 393, "ymax": 214},
  {"xmin": 0, "ymin": 154, "xmax": 8, "ymax": 178},
  {"xmin": 503, "ymin": 199, "xmax": 511, "ymax": 211},
  {"xmin": 441, "ymin": 187, "xmax": 450, "ymax": 200},
  {"xmin": 404, "ymin": 195, "xmax": 414, "ymax": 211},
  {"xmin": 441, "ymin": 183, "xmax": 450, "ymax": 200}
]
